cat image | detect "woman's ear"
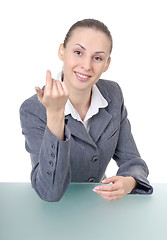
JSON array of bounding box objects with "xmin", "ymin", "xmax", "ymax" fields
[
  {"xmin": 103, "ymin": 57, "xmax": 111, "ymax": 72},
  {"xmin": 58, "ymin": 43, "xmax": 65, "ymax": 61}
]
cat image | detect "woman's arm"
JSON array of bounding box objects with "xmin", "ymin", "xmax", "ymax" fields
[
  {"xmin": 20, "ymin": 71, "xmax": 71, "ymax": 202},
  {"xmin": 93, "ymin": 82, "xmax": 153, "ymax": 201}
]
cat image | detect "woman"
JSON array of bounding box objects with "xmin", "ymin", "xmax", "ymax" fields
[{"xmin": 20, "ymin": 19, "xmax": 153, "ymax": 202}]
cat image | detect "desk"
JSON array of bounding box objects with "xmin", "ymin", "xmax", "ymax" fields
[{"xmin": 0, "ymin": 183, "xmax": 167, "ymax": 240}]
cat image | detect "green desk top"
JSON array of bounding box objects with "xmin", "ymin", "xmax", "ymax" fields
[{"xmin": 0, "ymin": 183, "xmax": 167, "ymax": 240}]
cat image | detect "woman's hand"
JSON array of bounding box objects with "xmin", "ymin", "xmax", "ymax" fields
[
  {"xmin": 93, "ymin": 176, "xmax": 137, "ymax": 201},
  {"xmin": 35, "ymin": 70, "xmax": 69, "ymax": 140},
  {"xmin": 35, "ymin": 70, "xmax": 69, "ymax": 114}
]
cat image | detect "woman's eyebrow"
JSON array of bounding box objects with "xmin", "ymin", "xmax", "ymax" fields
[
  {"xmin": 75, "ymin": 44, "xmax": 86, "ymax": 50},
  {"xmin": 75, "ymin": 44, "xmax": 106, "ymax": 54}
]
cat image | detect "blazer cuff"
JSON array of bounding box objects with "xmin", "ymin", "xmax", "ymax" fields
[
  {"xmin": 46, "ymin": 124, "xmax": 71, "ymax": 142},
  {"xmin": 131, "ymin": 179, "xmax": 153, "ymax": 195}
]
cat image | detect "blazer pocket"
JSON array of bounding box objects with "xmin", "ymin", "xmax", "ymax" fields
[{"xmin": 107, "ymin": 127, "xmax": 119, "ymax": 140}]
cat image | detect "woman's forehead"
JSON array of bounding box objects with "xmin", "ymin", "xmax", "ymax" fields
[{"xmin": 66, "ymin": 27, "xmax": 111, "ymax": 52}]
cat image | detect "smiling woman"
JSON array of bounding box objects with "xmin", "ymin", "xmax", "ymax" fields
[
  {"xmin": 19, "ymin": 19, "xmax": 153, "ymax": 202},
  {"xmin": 58, "ymin": 27, "xmax": 111, "ymax": 97}
]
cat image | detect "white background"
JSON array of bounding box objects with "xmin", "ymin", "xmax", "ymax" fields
[{"xmin": 0, "ymin": 0, "xmax": 166, "ymax": 183}]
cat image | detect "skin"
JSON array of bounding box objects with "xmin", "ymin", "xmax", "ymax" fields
[{"xmin": 35, "ymin": 27, "xmax": 136, "ymax": 202}]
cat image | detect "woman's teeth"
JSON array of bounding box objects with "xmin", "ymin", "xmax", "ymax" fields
[
  {"xmin": 77, "ymin": 73, "xmax": 88, "ymax": 78},
  {"xmin": 75, "ymin": 72, "xmax": 90, "ymax": 79}
]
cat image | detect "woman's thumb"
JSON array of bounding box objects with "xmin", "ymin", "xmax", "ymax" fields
[{"xmin": 35, "ymin": 87, "xmax": 43, "ymax": 102}]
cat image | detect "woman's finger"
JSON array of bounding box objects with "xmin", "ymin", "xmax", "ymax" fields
[
  {"xmin": 61, "ymin": 81, "xmax": 69, "ymax": 96},
  {"xmin": 44, "ymin": 70, "xmax": 53, "ymax": 95},
  {"xmin": 102, "ymin": 176, "xmax": 119, "ymax": 184},
  {"xmin": 93, "ymin": 184, "xmax": 113, "ymax": 192},
  {"xmin": 54, "ymin": 80, "xmax": 64, "ymax": 95},
  {"xmin": 93, "ymin": 188, "xmax": 122, "ymax": 201}
]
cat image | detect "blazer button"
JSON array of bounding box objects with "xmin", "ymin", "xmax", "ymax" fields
[
  {"xmin": 51, "ymin": 152, "xmax": 55, "ymax": 158},
  {"xmin": 88, "ymin": 177, "xmax": 96, "ymax": 183},
  {"xmin": 92, "ymin": 156, "xmax": 99, "ymax": 163},
  {"xmin": 47, "ymin": 171, "xmax": 52, "ymax": 177},
  {"xmin": 51, "ymin": 144, "xmax": 55, "ymax": 150},
  {"xmin": 48, "ymin": 161, "xmax": 54, "ymax": 167}
]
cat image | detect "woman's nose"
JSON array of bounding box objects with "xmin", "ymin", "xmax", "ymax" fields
[{"xmin": 81, "ymin": 57, "xmax": 92, "ymax": 71}]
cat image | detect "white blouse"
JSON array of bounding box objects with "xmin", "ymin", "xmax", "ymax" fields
[{"xmin": 56, "ymin": 71, "xmax": 108, "ymax": 131}]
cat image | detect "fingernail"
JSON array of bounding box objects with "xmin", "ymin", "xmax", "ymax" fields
[{"xmin": 93, "ymin": 189, "xmax": 98, "ymax": 192}]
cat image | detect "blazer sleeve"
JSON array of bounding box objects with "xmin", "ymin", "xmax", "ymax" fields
[
  {"xmin": 113, "ymin": 84, "xmax": 153, "ymax": 194},
  {"xmin": 19, "ymin": 95, "xmax": 71, "ymax": 202}
]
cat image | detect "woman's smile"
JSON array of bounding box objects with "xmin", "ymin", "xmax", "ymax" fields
[{"xmin": 74, "ymin": 71, "xmax": 92, "ymax": 82}]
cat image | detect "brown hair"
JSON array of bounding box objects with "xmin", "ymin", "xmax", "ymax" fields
[{"xmin": 63, "ymin": 19, "xmax": 113, "ymax": 54}]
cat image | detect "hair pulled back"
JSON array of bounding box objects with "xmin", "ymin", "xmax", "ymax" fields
[{"xmin": 63, "ymin": 19, "xmax": 113, "ymax": 54}]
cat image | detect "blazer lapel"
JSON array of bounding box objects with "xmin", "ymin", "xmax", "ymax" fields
[
  {"xmin": 89, "ymin": 108, "xmax": 113, "ymax": 143},
  {"xmin": 65, "ymin": 115, "xmax": 97, "ymax": 148},
  {"xmin": 65, "ymin": 108, "xmax": 113, "ymax": 147}
]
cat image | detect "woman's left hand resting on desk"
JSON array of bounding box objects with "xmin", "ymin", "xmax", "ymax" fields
[{"xmin": 93, "ymin": 176, "xmax": 137, "ymax": 201}]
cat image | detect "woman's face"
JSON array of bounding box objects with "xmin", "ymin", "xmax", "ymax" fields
[{"xmin": 58, "ymin": 27, "xmax": 111, "ymax": 92}]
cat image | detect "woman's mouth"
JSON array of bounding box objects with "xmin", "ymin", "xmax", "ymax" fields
[{"xmin": 74, "ymin": 71, "xmax": 91, "ymax": 82}]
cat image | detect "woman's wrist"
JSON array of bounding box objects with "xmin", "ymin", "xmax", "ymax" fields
[
  {"xmin": 47, "ymin": 110, "xmax": 65, "ymax": 141},
  {"xmin": 125, "ymin": 176, "xmax": 137, "ymax": 193}
]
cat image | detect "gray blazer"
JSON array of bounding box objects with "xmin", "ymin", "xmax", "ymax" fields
[{"xmin": 20, "ymin": 79, "xmax": 153, "ymax": 202}]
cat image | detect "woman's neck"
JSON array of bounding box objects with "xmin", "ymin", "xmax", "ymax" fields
[
  {"xmin": 68, "ymin": 88, "xmax": 92, "ymax": 121},
  {"xmin": 62, "ymin": 73, "xmax": 92, "ymax": 121}
]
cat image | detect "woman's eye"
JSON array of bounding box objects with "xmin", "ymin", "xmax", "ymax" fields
[
  {"xmin": 74, "ymin": 50, "xmax": 82, "ymax": 56},
  {"xmin": 94, "ymin": 56, "xmax": 102, "ymax": 61}
]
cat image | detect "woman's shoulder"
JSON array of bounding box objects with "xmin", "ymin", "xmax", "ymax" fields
[
  {"xmin": 19, "ymin": 93, "xmax": 46, "ymax": 118},
  {"xmin": 96, "ymin": 79, "xmax": 123, "ymax": 103}
]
